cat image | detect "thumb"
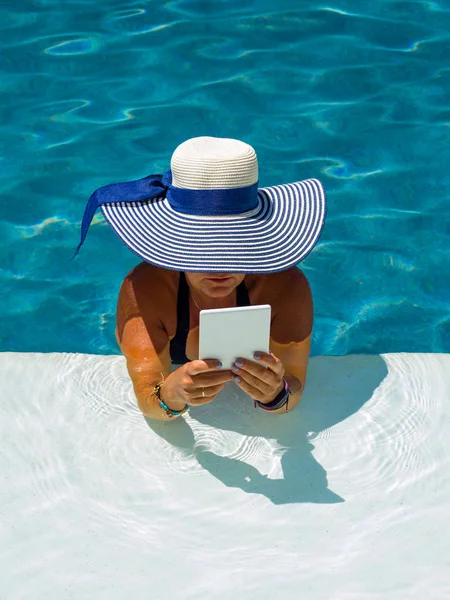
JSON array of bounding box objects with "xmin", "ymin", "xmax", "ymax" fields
[{"xmin": 187, "ymin": 359, "xmax": 223, "ymax": 376}]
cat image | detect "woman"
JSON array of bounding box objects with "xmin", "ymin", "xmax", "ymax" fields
[{"xmin": 76, "ymin": 137, "xmax": 327, "ymax": 421}]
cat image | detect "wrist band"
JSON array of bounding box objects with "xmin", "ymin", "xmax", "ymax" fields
[
  {"xmin": 254, "ymin": 379, "xmax": 291, "ymax": 412},
  {"xmin": 152, "ymin": 381, "xmax": 188, "ymax": 418}
]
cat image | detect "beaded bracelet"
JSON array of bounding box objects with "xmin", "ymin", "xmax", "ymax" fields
[{"xmin": 152, "ymin": 381, "xmax": 188, "ymax": 418}]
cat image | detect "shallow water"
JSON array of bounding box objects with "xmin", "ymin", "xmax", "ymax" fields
[
  {"xmin": 0, "ymin": 0, "xmax": 449, "ymax": 354},
  {"xmin": 1, "ymin": 352, "xmax": 449, "ymax": 598}
]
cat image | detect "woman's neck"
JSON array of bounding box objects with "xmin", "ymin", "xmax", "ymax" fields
[{"xmin": 189, "ymin": 286, "xmax": 237, "ymax": 311}]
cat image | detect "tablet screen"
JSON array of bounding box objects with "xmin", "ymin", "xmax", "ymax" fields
[{"xmin": 199, "ymin": 304, "xmax": 271, "ymax": 369}]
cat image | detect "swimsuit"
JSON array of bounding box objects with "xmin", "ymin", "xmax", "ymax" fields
[{"xmin": 170, "ymin": 272, "xmax": 251, "ymax": 364}]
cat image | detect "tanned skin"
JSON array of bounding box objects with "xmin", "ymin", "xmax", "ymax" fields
[{"xmin": 116, "ymin": 264, "xmax": 313, "ymax": 421}]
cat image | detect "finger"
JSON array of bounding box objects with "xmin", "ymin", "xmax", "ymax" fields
[
  {"xmin": 181, "ymin": 371, "xmax": 231, "ymax": 397},
  {"xmin": 188, "ymin": 359, "xmax": 223, "ymax": 376},
  {"xmin": 187, "ymin": 395, "xmax": 216, "ymax": 407},
  {"xmin": 232, "ymin": 369, "xmax": 274, "ymax": 396},
  {"xmin": 232, "ymin": 358, "xmax": 281, "ymax": 387},
  {"xmin": 187, "ymin": 384, "xmax": 226, "ymax": 406},
  {"xmin": 191, "ymin": 382, "xmax": 226, "ymax": 400},
  {"xmin": 252, "ymin": 351, "xmax": 284, "ymax": 375},
  {"xmin": 191, "ymin": 370, "xmax": 233, "ymax": 388},
  {"xmin": 232, "ymin": 374, "xmax": 270, "ymax": 402}
]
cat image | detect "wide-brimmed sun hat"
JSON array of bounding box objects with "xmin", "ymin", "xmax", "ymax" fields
[{"xmin": 75, "ymin": 136, "xmax": 327, "ymax": 273}]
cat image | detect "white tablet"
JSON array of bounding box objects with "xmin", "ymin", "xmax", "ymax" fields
[{"xmin": 199, "ymin": 304, "xmax": 271, "ymax": 370}]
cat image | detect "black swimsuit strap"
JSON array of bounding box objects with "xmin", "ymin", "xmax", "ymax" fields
[
  {"xmin": 169, "ymin": 272, "xmax": 190, "ymax": 365},
  {"xmin": 170, "ymin": 273, "xmax": 251, "ymax": 365},
  {"xmin": 236, "ymin": 277, "xmax": 251, "ymax": 307}
]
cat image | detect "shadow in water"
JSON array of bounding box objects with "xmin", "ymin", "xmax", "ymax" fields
[{"xmin": 146, "ymin": 355, "xmax": 388, "ymax": 505}]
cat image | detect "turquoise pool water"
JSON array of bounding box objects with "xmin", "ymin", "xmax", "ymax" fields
[{"xmin": 1, "ymin": 0, "xmax": 449, "ymax": 355}]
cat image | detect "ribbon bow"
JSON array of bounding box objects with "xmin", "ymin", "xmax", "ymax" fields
[{"xmin": 73, "ymin": 172, "xmax": 171, "ymax": 258}]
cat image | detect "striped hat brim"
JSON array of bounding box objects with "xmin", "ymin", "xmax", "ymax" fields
[{"xmin": 100, "ymin": 178, "xmax": 326, "ymax": 274}]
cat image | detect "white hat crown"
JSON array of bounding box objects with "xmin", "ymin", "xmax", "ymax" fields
[{"xmin": 171, "ymin": 136, "xmax": 258, "ymax": 190}]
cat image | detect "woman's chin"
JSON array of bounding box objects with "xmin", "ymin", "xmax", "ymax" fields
[
  {"xmin": 202, "ymin": 277, "xmax": 235, "ymax": 294},
  {"xmin": 204, "ymin": 285, "xmax": 234, "ymax": 298}
]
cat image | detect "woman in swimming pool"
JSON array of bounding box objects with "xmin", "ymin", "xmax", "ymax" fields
[{"xmin": 76, "ymin": 137, "xmax": 326, "ymax": 421}]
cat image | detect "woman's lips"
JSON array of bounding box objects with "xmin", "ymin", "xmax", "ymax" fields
[{"xmin": 206, "ymin": 277, "xmax": 233, "ymax": 284}]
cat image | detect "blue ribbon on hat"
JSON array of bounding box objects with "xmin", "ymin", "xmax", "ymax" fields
[{"xmin": 73, "ymin": 170, "xmax": 259, "ymax": 257}]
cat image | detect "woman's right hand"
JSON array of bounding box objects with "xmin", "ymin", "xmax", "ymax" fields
[{"xmin": 161, "ymin": 360, "xmax": 233, "ymax": 410}]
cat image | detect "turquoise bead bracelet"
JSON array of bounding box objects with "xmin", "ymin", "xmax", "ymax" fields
[{"xmin": 152, "ymin": 381, "xmax": 188, "ymax": 418}]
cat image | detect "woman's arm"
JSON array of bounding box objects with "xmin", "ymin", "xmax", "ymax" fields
[
  {"xmin": 116, "ymin": 274, "xmax": 177, "ymax": 420},
  {"xmin": 229, "ymin": 268, "xmax": 313, "ymax": 414},
  {"xmin": 116, "ymin": 268, "xmax": 232, "ymax": 421},
  {"xmin": 267, "ymin": 335, "xmax": 311, "ymax": 413},
  {"xmin": 268, "ymin": 267, "xmax": 313, "ymax": 413}
]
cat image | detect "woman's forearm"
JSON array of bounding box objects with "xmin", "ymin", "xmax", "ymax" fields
[{"xmin": 134, "ymin": 378, "xmax": 186, "ymax": 422}]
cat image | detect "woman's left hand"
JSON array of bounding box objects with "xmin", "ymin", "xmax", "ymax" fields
[{"xmin": 231, "ymin": 351, "xmax": 285, "ymax": 404}]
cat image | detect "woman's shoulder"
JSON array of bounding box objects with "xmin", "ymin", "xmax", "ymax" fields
[
  {"xmin": 116, "ymin": 263, "xmax": 180, "ymax": 355},
  {"xmin": 249, "ymin": 267, "xmax": 313, "ymax": 343},
  {"xmin": 120, "ymin": 263, "xmax": 178, "ymax": 298},
  {"xmin": 247, "ymin": 266, "xmax": 311, "ymax": 303},
  {"xmin": 117, "ymin": 263, "xmax": 179, "ymax": 325}
]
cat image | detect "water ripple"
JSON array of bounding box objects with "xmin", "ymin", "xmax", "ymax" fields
[{"xmin": 44, "ymin": 37, "xmax": 97, "ymax": 55}]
